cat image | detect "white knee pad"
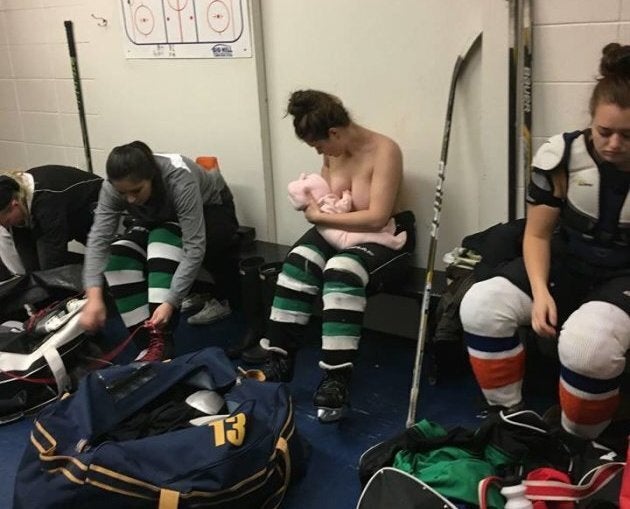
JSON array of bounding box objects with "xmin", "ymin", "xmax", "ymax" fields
[
  {"xmin": 460, "ymin": 277, "xmax": 532, "ymax": 337},
  {"xmin": 558, "ymin": 301, "xmax": 630, "ymax": 379}
]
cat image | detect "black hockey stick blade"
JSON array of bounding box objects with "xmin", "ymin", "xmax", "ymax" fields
[
  {"xmin": 440, "ymin": 32, "xmax": 482, "ymax": 165},
  {"xmin": 406, "ymin": 31, "xmax": 482, "ymax": 429}
]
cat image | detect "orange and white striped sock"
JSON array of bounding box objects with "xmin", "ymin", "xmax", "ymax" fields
[
  {"xmin": 466, "ymin": 332, "xmax": 525, "ymax": 407},
  {"xmin": 559, "ymin": 366, "xmax": 620, "ymax": 438},
  {"xmin": 557, "ymin": 301, "xmax": 630, "ymax": 438}
]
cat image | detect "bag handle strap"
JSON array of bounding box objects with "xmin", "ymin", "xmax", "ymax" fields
[
  {"xmin": 480, "ymin": 463, "xmax": 625, "ymax": 509},
  {"xmin": 260, "ymin": 436, "xmax": 291, "ymax": 509},
  {"xmin": 158, "ymin": 488, "xmax": 180, "ymax": 509},
  {"xmin": 42, "ymin": 347, "xmax": 71, "ymax": 393},
  {"xmin": 478, "ymin": 475, "xmax": 503, "ymax": 509},
  {"xmin": 524, "ymin": 462, "xmax": 625, "ymax": 501}
]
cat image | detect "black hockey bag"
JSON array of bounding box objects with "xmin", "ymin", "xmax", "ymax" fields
[
  {"xmin": 357, "ymin": 467, "xmax": 458, "ymax": 509},
  {"xmin": 0, "ymin": 264, "xmax": 85, "ymax": 321},
  {"xmin": 0, "ymin": 296, "xmax": 96, "ymax": 423}
]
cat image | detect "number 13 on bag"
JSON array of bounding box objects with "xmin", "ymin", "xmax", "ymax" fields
[{"xmin": 209, "ymin": 413, "xmax": 246, "ymax": 447}]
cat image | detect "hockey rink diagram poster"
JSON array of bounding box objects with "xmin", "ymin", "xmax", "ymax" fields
[{"xmin": 120, "ymin": 0, "xmax": 252, "ymax": 59}]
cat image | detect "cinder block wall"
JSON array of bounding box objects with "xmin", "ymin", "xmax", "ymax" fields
[{"xmin": 531, "ymin": 0, "xmax": 630, "ymax": 193}]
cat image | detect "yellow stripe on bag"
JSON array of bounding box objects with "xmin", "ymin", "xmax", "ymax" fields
[
  {"xmin": 86, "ymin": 478, "xmax": 154, "ymax": 501},
  {"xmin": 89, "ymin": 464, "xmax": 161, "ymax": 491},
  {"xmin": 38, "ymin": 451, "xmax": 88, "ymax": 469},
  {"xmin": 184, "ymin": 467, "xmax": 275, "ymax": 500},
  {"xmin": 261, "ymin": 437, "xmax": 291, "ymax": 509},
  {"xmin": 48, "ymin": 467, "xmax": 86, "ymax": 485},
  {"xmin": 279, "ymin": 398, "xmax": 294, "ymax": 436},
  {"xmin": 32, "ymin": 420, "xmax": 57, "ymax": 455},
  {"xmin": 159, "ymin": 489, "xmax": 180, "ymax": 509}
]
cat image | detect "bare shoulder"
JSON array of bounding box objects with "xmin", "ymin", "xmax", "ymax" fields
[
  {"xmin": 370, "ymin": 132, "xmax": 402, "ymax": 173},
  {"xmin": 373, "ymin": 131, "xmax": 401, "ymax": 155}
]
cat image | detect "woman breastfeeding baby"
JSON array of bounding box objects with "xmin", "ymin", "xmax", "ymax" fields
[
  {"xmin": 256, "ymin": 89, "xmax": 416, "ymax": 423},
  {"xmin": 287, "ymin": 172, "xmax": 407, "ymax": 251}
]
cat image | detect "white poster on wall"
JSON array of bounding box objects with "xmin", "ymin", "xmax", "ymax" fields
[{"xmin": 120, "ymin": 0, "xmax": 251, "ymax": 59}]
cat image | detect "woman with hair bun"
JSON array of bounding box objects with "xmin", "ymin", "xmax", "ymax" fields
[
  {"xmin": 258, "ymin": 89, "xmax": 416, "ymax": 423},
  {"xmin": 460, "ymin": 43, "xmax": 630, "ymax": 439}
]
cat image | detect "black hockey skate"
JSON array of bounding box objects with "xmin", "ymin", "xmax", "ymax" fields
[
  {"xmin": 313, "ymin": 367, "xmax": 352, "ymax": 423},
  {"xmin": 260, "ymin": 352, "xmax": 295, "ymax": 383}
]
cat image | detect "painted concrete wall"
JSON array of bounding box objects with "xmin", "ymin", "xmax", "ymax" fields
[
  {"xmin": 0, "ymin": 0, "xmax": 273, "ymax": 240},
  {"xmin": 262, "ymin": 0, "xmax": 485, "ymax": 269},
  {"xmin": 531, "ymin": 0, "xmax": 630, "ymax": 203},
  {"xmin": 0, "ymin": 0, "xmax": 490, "ymax": 270},
  {"xmin": 2, "ymin": 0, "xmax": 628, "ymax": 338},
  {"xmin": 2, "ymin": 1, "xmax": 627, "ymax": 259}
]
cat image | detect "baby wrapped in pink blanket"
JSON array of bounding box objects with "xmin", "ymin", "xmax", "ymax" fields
[{"xmin": 287, "ymin": 173, "xmax": 407, "ymax": 250}]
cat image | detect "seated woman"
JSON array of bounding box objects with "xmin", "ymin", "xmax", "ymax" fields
[
  {"xmin": 80, "ymin": 141, "xmax": 239, "ymax": 362},
  {"xmin": 0, "ymin": 166, "xmax": 103, "ymax": 274},
  {"xmin": 259, "ymin": 89, "xmax": 416, "ymax": 423},
  {"xmin": 460, "ymin": 42, "xmax": 630, "ymax": 439}
]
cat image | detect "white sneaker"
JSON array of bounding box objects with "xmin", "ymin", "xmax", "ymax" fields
[
  {"xmin": 181, "ymin": 293, "xmax": 213, "ymax": 313},
  {"xmin": 442, "ymin": 247, "xmax": 481, "ymax": 267},
  {"xmin": 187, "ymin": 298, "xmax": 232, "ymax": 325}
]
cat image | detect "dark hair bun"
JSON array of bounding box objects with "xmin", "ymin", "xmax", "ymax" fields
[
  {"xmin": 287, "ymin": 90, "xmax": 319, "ymax": 117},
  {"xmin": 600, "ymin": 43, "xmax": 630, "ymax": 79},
  {"xmin": 286, "ymin": 89, "xmax": 350, "ymax": 140}
]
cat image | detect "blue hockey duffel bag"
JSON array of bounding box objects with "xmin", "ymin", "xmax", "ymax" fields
[{"xmin": 13, "ymin": 347, "xmax": 306, "ymax": 509}]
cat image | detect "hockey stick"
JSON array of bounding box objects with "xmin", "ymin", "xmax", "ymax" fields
[
  {"xmin": 519, "ymin": 0, "xmax": 533, "ymax": 213},
  {"xmin": 510, "ymin": 0, "xmax": 533, "ymax": 219},
  {"xmin": 64, "ymin": 20, "xmax": 93, "ymax": 173},
  {"xmin": 406, "ymin": 32, "xmax": 482, "ymax": 429},
  {"xmin": 508, "ymin": 0, "xmax": 517, "ymax": 221}
]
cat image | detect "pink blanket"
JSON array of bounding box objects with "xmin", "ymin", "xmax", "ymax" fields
[{"xmin": 287, "ymin": 173, "xmax": 406, "ymax": 250}]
